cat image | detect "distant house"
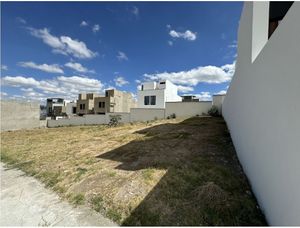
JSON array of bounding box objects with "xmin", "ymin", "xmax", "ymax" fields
[
  {"xmin": 181, "ymin": 95, "xmax": 200, "ymax": 102},
  {"xmin": 46, "ymin": 98, "xmax": 68, "ymax": 118},
  {"xmin": 137, "ymin": 80, "xmax": 182, "ymax": 109},
  {"xmin": 94, "ymin": 89, "xmax": 136, "ymax": 114},
  {"xmin": 77, "ymin": 93, "xmax": 101, "ymax": 116},
  {"xmin": 66, "ymin": 102, "xmax": 77, "ymax": 116}
]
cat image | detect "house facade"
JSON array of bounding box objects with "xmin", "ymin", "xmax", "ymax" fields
[
  {"xmin": 94, "ymin": 89, "xmax": 136, "ymax": 114},
  {"xmin": 137, "ymin": 80, "xmax": 182, "ymax": 109},
  {"xmin": 222, "ymin": 2, "xmax": 299, "ymax": 225},
  {"xmin": 46, "ymin": 98, "xmax": 68, "ymax": 118},
  {"xmin": 77, "ymin": 93, "xmax": 100, "ymax": 115}
]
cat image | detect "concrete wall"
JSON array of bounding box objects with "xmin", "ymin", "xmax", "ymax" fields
[
  {"xmin": 137, "ymin": 89, "xmax": 165, "ymax": 109},
  {"xmin": 165, "ymin": 102, "xmax": 212, "ymax": 118},
  {"xmin": 212, "ymin": 95, "xmax": 226, "ymax": 115},
  {"xmin": 47, "ymin": 113, "xmax": 130, "ymax": 127},
  {"xmin": 130, "ymin": 108, "xmax": 165, "ymax": 122},
  {"xmin": 1, "ymin": 100, "xmax": 40, "ymax": 131},
  {"xmin": 223, "ymin": 2, "xmax": 300, "ymax": 225}
]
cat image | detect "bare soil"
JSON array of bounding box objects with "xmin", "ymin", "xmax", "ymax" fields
[{"xmin": 1, "ymin": 117, "xmax": 267, "ymax": 225}]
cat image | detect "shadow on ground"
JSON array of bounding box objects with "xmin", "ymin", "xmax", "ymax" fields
[{"xmin": 97, "ymin": 117, "xmax": 267, "ymax": 225}]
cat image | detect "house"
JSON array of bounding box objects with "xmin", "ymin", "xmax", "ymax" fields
[
  {"xmin": 46, "ymin": 98, "xmax": 68, "ymax": 118},
  {"xmin": 137, "ymin": 80, "xmax": 182, "ymax": 109},
  {"xmin": 76, "ymin": 93, "xmax": 101, "ymax": 116},
  {"xmin": 222, "ymin": 2, "xmax": 299, "ymax": 225},
  {"xmin": 181, "ymin": 95, "xmax": 200, "ymax": 102},
  {"xmin": 66, "ymin": 102, "xmax": 77, "ymax": 116},
  {"xmin": 94, "ymin": 89, "xmax": 136, "ymax": 114}
]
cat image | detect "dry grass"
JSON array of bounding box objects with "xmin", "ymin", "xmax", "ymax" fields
[{"xmin": 0, "ymin": 117, "xmax": 266, "ymax": 225}]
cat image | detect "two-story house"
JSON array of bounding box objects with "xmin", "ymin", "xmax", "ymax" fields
[{"xmin": 137, "ymin": 80, "xmax": 182, "ymax": 109}]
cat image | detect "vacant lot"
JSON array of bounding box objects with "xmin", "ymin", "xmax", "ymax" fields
[{"xmin": 1, "ymin": 117, "xmax": 266, "ymax": 225}]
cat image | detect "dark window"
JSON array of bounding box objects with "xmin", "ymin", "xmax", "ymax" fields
[
  {"xmin": 72, "ymin": 107, "xmax": 76, "ymax": 114},
  {"xmin": 141, "ymin": 85, "xmax": 144, "ymax": 91},
  {"xmin": 160, "ymin": 82, "xmax": 166, "ymax": 84},
  {"xmin": 99, "ymin": 102, "xmax": 105, "ymax": 108},
  {"xmin": 269, "ymin": 2, "xmax": 293, "ymax": 38},
  {"xmin": 80, "ymin": 104, "xmax": 85, "ymax": 110},
  {"xmin": 105, "ymin": 91, "xmax": 108, "ymax": 97},
  {"xmin": 144, "ymin": 96, "xmax": 150, "ymax": 105},
  {"xmin": 150, "ymin": 96, "xmax": 156, "ymax": 105}
]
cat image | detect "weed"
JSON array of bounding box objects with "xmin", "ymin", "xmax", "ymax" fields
[
  {"xmin": 90, "ymin": 195, "xmax": 104, "ymax": 212},
  {"xmin": 107, "ymin": 208, "xmax": 122, "ymax": 223},
  {"xmin": 72, "ymin": 193, "xmax": 85, "ymax": 205}
]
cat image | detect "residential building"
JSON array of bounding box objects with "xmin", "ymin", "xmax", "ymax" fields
[
  {"xmin": 137, "ymin": 80, "xmax": 182, "ymax": 109},
  {"xmin": 77, "ymin": 93, "xmax": 100, "ymax": 116},
  {"xmin": 222, "ymin": 2, "xmax": 299, "ymax": 225},
  {"xmin": 94, "ymin": 89, "xmax": 136, "ymax": 114},
  {"xmin": 66, "ymin": 102, "xmax": 77, "ymax": 116},
  {"xmin": 46, "ymin": 98, "xmax": 67, "ymax": 118},
  {"xmin": 181, "ymin": 95, "xmax": 200, "ymax": 102}
]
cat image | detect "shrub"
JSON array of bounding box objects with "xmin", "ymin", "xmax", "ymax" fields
[
  {"xmin": 170, "ymin": 113, "xmax": 176, "ymax": 119},
  {"xmin": 108, "ymin": 115, "xmax": 122, "ymax": 127},
  {"xmin": 208, "ymin": 106, "xmax": 220, "ymax": 117}
]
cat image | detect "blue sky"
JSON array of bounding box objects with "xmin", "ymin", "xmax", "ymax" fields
[{"xmin": 1, "ymin": 1, "xmax": 242, "ymax": 102}]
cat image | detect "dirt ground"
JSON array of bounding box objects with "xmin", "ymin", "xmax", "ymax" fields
[{"xmin": 1, "ymin": 117, "xmax": 267, "ymax": 225}]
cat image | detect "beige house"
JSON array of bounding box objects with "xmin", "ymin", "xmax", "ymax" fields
[
  {"xmin": 77, "ymin": 93, "xmax": 101, "ymax": 115},
  {"xmin": 94, "ymin": 89, "xmax": 136, "ymax": 114}
]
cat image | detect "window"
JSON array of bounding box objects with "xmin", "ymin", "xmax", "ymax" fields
[
  {"xmin": 141, "ymin": 85, "xmax": 144, "ymax": 91},
  {"xmin": 268, "ymin": 2, "xmax": 293, "ymax": 38},
  {"xmin": 150, "ymin": 96, "xmax": 156, "ymax": 105},
  {"xmin": 80, "ymin": 104, "xmax": 85, "ymax": 110},
  {"xmin": 105, "ymin": 91, "xmax": 108, "ymax": 97},
  {"xmin": 160, "ymin": 82, "xmax": 166, "ymax": 84},
  {"xmin": 144, "ymin": 96, "xmax": 149, "ymax": 105},
  {"xmin": 99, "ymin": 102, "xmax": 105, "ymax": 108},
  {"xmin": 72, "ymin": 107, "xmax": 77, "ymax": 114},
  {"xmin": 144, "ymin": 96, "xmax": 156, "ymax": 105}
]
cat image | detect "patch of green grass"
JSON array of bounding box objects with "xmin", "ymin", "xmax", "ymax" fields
[
  {"xmin": 142, "ymin": 168, "xmax": 155, "ymax": 183},
  {"xmin": 72, "ymin": 193, "xmax": 85, "ymax": 205},
  {"xmin": 37, "ymin": 171, "xmax": 60, "ymax": 188},
  {"xmin": 90, "ymin": 195, "xmax": 104, "ymax": 212},
  {"xmin": 107, "ymin": 170, "xmax": 116, "ymax": 177},
  {"xmin": 75, "ymin": 167, "xmax": 88, "ymax": 180},
  {"xmin": 106, "ymin": 208, "xmax": 122, "ymax": 223}
]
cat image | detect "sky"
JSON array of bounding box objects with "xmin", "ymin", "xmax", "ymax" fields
[{"xmin": 1, "ymin": 1, "xmax": 242, "ymax": 103}]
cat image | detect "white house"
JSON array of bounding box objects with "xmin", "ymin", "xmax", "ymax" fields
[
  {"xmin": 223, "ymin": 2, "xmax": 299, "ymax": 225},
  {"xmin": 137, "ymin": 80, "xmax": 182, "ymax": 109}
]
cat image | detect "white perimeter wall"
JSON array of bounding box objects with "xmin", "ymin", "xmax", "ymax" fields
[
  {"xmin": 130, "ymin": 108, "xmax": 165, "ymax": 122},
  {"xmin": 223, "ymin": 2, "xmax": 300, "ymax": 225},
  {"xmin": 47, "ymin": 113, "xmax": 130, "ymax": 127},
  {"xmin": 165, "ymin": 102, "xmax": 212, "ymax": 118}
]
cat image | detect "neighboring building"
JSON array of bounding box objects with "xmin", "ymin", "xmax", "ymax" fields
[
  {"xmin": 181, "ymin": 95, "xmax": 200, "ymax": 102},
  {"xmin": 77, "ymin": 93, "xmax": 100, "ymax": 116},
  {"xmin": 66, "ymin": 102, "xmax": 77, "ymax": 116},
  {"xmin": 94, "ymin": 89, "xmax": 136, "ymax": 114},
  {"xmin": 223, "ymin": 2, "xmax": 299, "ymax": 225},
  {"xmin": 46, "ymin": 98, "xmax": 67, "ymax": 118},
  {"xmin": 212, "ymin": 94, "xmax": 226, "ymax": 115},
  {"xmin": 137, "ymin": 80, "xmax": 182, "ymax": 109}
]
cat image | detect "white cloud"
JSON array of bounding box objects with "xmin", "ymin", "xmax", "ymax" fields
[
  {"xmin": 132, "ymin": 6, "xmax": 139, "ymax": 16},
  {"xmin": 166, "ymin": 24, "xmax": 171, "ymax": 29},
  {"xmin": 135, "ymin": 79, "xmax": 141, "ymax": 84},
  {"xmin": 117, "ymin": 51, "xmax": 128, "ymax": 61},
  {"xmin": 168, "ymin": 40, "xmax": 173, "ymax": 46},
  {"xmin": 28, "ymin": 27, "xmax": 97, "ymax": 59},
  {"xmin": 1, "ymin": 65, "xmax": 8, "ymax": 70},
  {"xmin": 92, "ymin": 24, "xmax": 100, "ymax": 33},
  {"xmin": 65, "ymin": 62, "xmax": 94, "ymax": 73},
  {"xmin": 16, "ymin": 17, "xmax": 27, "ymax": 24},
  {"xmin": 169, "ymin": 29, "xmax": 197, "ymax": 41},
  {"xmin": 228, "ymin": 40, "xmax": 237, "ymax": 48},
  {"xmin": 114, "ymin": 76, "xmax": 129, "ymax": 87},
  {"xmin": 177, "ymin": 85, "xmax": 194, "ymax": 93},
  {"xmin": 80, "ymin": 21, "xmax": 88, "ymax": 27},
  {"xmin": 1, "ymin": 92, "xmax": 8, "ymax": 97},
  {"xmin": 215, "ymin": 90, "xmax": 227, "ymax": 95},
  {"xmin": 195, "ymin": 92, "xmax": 212, "ymax": 101},
  {"xmin": 143, "ymin": 61, "xmax": 235, "ymax": 87},
  {"xmin": 18, "ymin": 61, "xmax": 64, "ymax": 74},
  {"xmin": 2, "ymin": 75, "xmax": 104, "ymax": 101}
]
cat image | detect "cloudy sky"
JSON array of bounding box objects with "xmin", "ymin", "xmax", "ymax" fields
[{"xmin": 1, "ymin": 2, "xmax": 242, "ymax": 102}]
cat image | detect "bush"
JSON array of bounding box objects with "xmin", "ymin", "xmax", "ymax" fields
[
  {"xmin": 208, "ymin": 106, "xmax": 220, "ymax": 117},
  {"xmin": 108, "ymin": 115, "xmax": 122, "ymax": 127},
  {"xmin": 170, "ymin": 113, "xmax": 176, "ymax": 119}
]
